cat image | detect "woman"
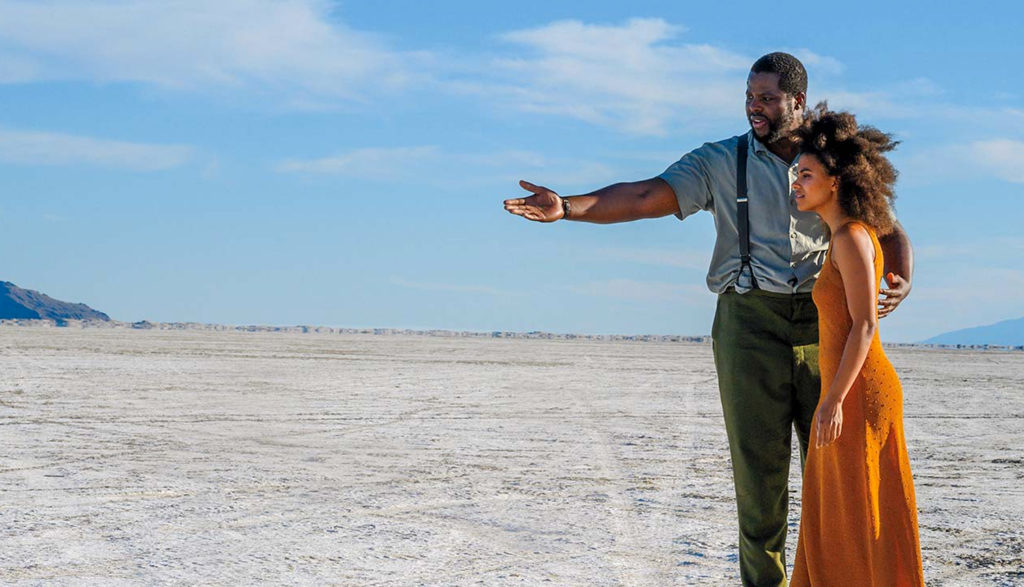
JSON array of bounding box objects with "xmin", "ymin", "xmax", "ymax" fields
[{"xmin": 789, "ymin": 104, "xmax": 924, "ymax": 586}]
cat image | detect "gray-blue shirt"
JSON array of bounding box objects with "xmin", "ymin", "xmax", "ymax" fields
[{"xmin": 659, "ymin": 130, "xmax": 827, "ymax": 294}]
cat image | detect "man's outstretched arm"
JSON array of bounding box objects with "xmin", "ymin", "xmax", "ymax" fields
[
  {"xmin": 503, "ymin": 178, "xmax": 679, "ymax": 224},
  {"xmin": 877, "ymin": 220, "xmax": 914, "ymax": 318}
]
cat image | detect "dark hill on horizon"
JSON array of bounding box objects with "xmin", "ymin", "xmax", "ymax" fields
[
  {"xmin": 0, "ymin": 281, "xmax": 110, "ymax": 322},
  {"xmin": 922, "ymin": 316, "xmax": 1024, "ymax": 347}
]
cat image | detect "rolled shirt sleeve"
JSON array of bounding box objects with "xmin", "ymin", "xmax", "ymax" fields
[{"xmin": 659, "ymin": 148, "xmax": 715, "ymax": 220}]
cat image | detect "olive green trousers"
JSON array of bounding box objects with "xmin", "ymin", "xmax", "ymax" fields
[{"xmin": 712, "ymin": 289, "xmax": 821, "ymax": 587}]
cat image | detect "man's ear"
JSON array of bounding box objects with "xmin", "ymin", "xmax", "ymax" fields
[{"xmin": 794, "ymin": 91, "xmax": 807, "ymax": 112}]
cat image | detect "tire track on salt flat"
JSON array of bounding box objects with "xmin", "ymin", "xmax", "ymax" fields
[{"xmin": 563, "ymin": 382, "xmax": 667, "ymax": 587}]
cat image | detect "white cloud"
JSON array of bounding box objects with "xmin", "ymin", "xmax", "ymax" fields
[
  {"xmin": 275, "ymin": 145, "xmax": 622, "ymax": 190},
  {"xmin": 785, "ymin": 49, "xmax": 845, "ymax": 76},
  {"xmin": 0, "ymin": 51, "xmax": 40, "ymax": 83},
  {"xmin": 510, "ymin": 161, "xmax": 620, "ymax": 189},
  {"xmin": 275, "ymin": 146, "xmax": 442, "ymax": 177},
  {"xmin": 476, "ymin": 18, "xmax": 756, "ymax": 135},
  {"xmin": 888, "ymin": 265, "xmax": 1024, "ymax": 341},
  {"xmin": 884, "ymin": 236, "xmax": 1024, "ymax": 340},
  {"xmin": 9, "ymin": 4, "xmax": 1009, "ymax": 146},
  {"xmin": 899, "ymin": 138, "xmax": 1024, "ymax": 186},
  {"xmin": 0, "ymin": 0, "xmax": 422, "ymax": 101},
  {"xmin": 812, "ymin": 84, "xmax": 1024, "ymax": 142},
  {"xmin": 916, "ymin": 236, "xmax": 1024, "ymax": 260},
  {"xmin": 595, "ymin": 246, "xmax": 710, "ymax": 271},
  {"xmin": 892, "ymin": 77, "xmax": 944, "ymax": 97},
  {"xmin": 913, "ymin": 268, "xmax": 1024, "ymax": 305},
  {"xmin": 811, "ymin": 89, "xmax": 914, "ymax": 120},
  {"xmin": 468, "ymin": 21, "xmax": 859, "ymax": 136},
  {"xmin": 390, "ymin": 277, "xmax": 521, "ymax": 297},
  {"xmin": 0, "ymin": 128, "xmax": 192, "ymax": 170},
  {"xmin": 567, "ymin": 278, "xmax": 708, "ymax": 302},
  {"xmin": 969, "ymin": 139, "xmax": 1024, "ymax": 184}
]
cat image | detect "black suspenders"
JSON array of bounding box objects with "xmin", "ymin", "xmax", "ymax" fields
[{"xmin": 736, "ymin": 134, "xmax": 759, "ymax": 289}]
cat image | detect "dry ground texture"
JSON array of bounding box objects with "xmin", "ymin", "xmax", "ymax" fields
[{"xmin": 1, "ymin": 327, "xmax": 1022, "ymax": 585}]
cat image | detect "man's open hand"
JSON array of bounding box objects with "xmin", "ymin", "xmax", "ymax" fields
[
  {"xmin": 878, "ymin": 272, "xmax": 911, "ymax": 318},
  {"xmin": 503, "ymin": 180, "xmax": 564, "ymax": 222}
]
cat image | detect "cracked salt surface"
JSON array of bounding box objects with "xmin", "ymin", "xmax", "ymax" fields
[{"xmin": 1, "ymin": 327, "xmax": 1022, "ymax": 585}]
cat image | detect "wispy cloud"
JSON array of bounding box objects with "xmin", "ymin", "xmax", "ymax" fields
[
  {"xmin": 814, "ymin": 81, "xmax": 1024, "ymax": 144},
  {"xmin": 887, "ymin": 237, "xmax": 1024, "ymax": 339},
  {"xmin": 275, "ymin": 145, "xmax": 621, "ymax": 189},
  {"xmin": 275, "ymin": 146, "xmax": 442, "ymax": 177},
  {"xmin": 899, "ymin": 138, "xmax": 1024, "ymax": 186},
  {"xmin": 0, "ymin": 51, "xmax": 39, "ymax": 83},
  {"xmin": 0, "ymin": 128, "xmax": 192, "ymax": 170},
  {"xmin": 969, "ymin": 139, "xmax": 1024, "ymax": 184},
  {"xmin": 566, "ymin": 278, "xmax": 707, "ymax": 302},
  {"xmin": 475, "ymin": 18, "xmax": 753, "ymax": 135},
  {"xmin": 595, "ymin": 246, "xmax": 710, "ymax": 270},
  {"xmin": 784, "ymin": 49, "xmax": 845, "ymax": 76},
  {"xmin": 916, "ymin": 236, "xmax": 1024, "ymax": 260},
  {"xmin": 390, "ymin": 277, "xmax": 522, "ymax": 297},
  {"xmin": 913, "ymin": 268, "xmax": 1024, "ymax": 305},
  {"xmin": 3, "ymin": 4, "xmax": 1016, "ymax": 153},
  {"xmin": 0, "ymin": 0, "xmax": 424, "ymax": 103}
]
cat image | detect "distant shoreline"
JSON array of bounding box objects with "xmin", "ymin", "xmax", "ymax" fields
[{"xmin": 3, "ymin": 318, "xmax": 1021, "ymax": 352}]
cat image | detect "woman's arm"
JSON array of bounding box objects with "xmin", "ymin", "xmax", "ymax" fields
[{"xmin": 815, "ymin": 224, "xmax": 880, "ymax": 447}]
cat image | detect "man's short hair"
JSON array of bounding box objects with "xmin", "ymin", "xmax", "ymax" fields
[{"xmin": 750, "ymin": 52, "xmax": 808, "ymax": 96}]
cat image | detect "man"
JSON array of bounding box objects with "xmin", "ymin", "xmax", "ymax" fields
[{"xmin": 503, "ymin": 52, "xmax": 913, "ymax": 586}]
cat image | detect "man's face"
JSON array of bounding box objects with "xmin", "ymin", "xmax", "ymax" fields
[{"xmin": 745, "ymin": 72, "xmax": 801, "ymax": 143}]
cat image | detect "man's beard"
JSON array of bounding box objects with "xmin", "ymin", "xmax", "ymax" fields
[{"xmin": 758, "ymin": 107, "xmax": 797, "ymax": 144}]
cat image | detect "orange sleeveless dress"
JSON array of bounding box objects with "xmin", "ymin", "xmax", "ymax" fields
[{"xmin": 791, "ymin": 222, "xmax": 924, "ymax": 586}]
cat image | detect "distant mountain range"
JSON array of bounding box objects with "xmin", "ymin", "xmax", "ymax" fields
[
  {"xmin": 923, "ymin": 316, "xmax": 1024, "ymax": 347},
  {"xmin": 0, "ymin": 281, "xmax": 110, "ymax": 322}
]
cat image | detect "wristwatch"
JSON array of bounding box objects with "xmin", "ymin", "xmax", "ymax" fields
[{"xmin": 561, "ymin": 196, "xmax": 571, "ymax": 220}]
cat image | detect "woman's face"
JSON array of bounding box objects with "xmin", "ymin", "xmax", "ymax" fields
[{"xmin": 792, "ymin": 153, "xmax": 837, "ymax": 213}]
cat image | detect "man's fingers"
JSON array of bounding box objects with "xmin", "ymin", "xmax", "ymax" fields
[
  {"xmin": 519, "ymin": 179, "xmax": 544, "ymax": 194},
  {"xmin": 519, "ymin": 179, "xmax": 558, "ymax": 197},
  {"xmin": 504, "ymin": 198, "xmax": 526, "ymax": 206},
  {"xmin": 877, "ymin": 285, "xmax": 904, "ymax": 319},
  {"xmin": 504, "ymin": 205, "xmax": 533, "ymax": 218},
  {"xmin": 877, "ymin": 302, "xmax": 893, "ymax": 312}
]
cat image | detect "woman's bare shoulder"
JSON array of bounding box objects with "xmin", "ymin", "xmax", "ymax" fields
[{"xmin": 831, "ymin": 222, "xmax": 876, "ymax": 267}]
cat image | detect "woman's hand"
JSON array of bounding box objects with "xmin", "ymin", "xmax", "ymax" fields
[{"xmin": 815, "ymin": 395, "xmax": 844, "ymax": 448}]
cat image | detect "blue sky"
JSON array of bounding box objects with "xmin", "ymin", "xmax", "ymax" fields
[{"xmin": 1, "ymin": 0, "xmax": 1022, "ymax": 342}]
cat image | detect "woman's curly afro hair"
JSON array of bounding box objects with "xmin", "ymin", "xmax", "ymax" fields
[{"xmin": 797, "ymin": 102, "xmax": 900, "ymax": 234}]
